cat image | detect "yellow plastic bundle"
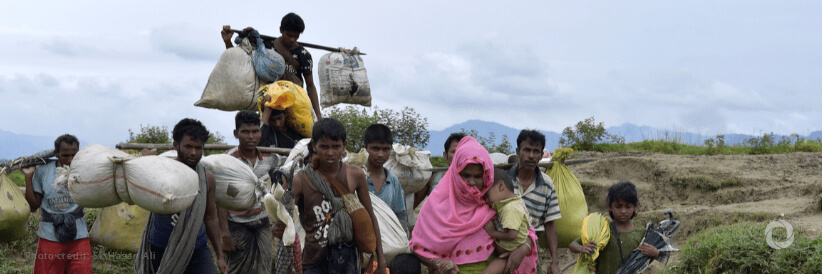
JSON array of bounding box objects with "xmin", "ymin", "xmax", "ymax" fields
[
  {"xmin": 0, "ymin": 172, "xmax": 30, "ymax": 242},
  {"xmin": 547, "ymin": 147, "xmax": 589, "ymax": 247},
  {"xmin": 257, "ymin": 80, "xmax": 316, "ymax": 138},
  {"xmin": 573, "ymin": 213, "xmax": 611, "ymax": 274},
  {"xmin": 88, "ymin": 203, "xmax": 149, "ymax": 252}
]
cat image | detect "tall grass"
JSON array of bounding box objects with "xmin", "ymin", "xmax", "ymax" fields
[
  {"xmin": 664, "ymin": 222, "xmax": 822, "ymax": 273},
  {"xmin": 592, "ymin": 134, "xmax": 822, "ymax": 155}
]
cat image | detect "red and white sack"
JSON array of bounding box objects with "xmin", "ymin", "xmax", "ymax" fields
[{"xmin": 67, "ymin": 144, "xmax": 199, "ymax": 214}]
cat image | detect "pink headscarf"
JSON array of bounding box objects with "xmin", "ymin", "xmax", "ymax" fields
[{"xmin": 410, "ymin": 136, "xmax": 497, "ymax": 264}]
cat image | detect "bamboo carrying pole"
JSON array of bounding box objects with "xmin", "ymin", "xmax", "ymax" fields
[
  {"xmin": 116, "ymin": 143, "xmax": 291, "ymax": 156},
  {"xmin": 421, "ymin": 158, "xmax": 597, "ymax": 173},
  {"xmin": 230, "ymin": 29, "xmax": 366, "ymax": 55}
]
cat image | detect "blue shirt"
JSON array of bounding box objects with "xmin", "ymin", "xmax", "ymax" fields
[
  {"xmin": 32, "ymin": 161, "xmax": 89, "ymax": 242},
  {"xmin": 367, "ymin": 168, "xmax": 408, "ymax": 232}
]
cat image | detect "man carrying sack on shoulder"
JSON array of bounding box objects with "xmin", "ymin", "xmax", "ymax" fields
[
  {"xmin": 23, "ymin": 134, "xmax": 91, "ymax": 274},
  {"xmin": 134, "ymin": 118, "xmax": 228, "ymax": 274},
  {"xmin": 292, "ymin": 118, "xmax": 387, "ymax": 274}
]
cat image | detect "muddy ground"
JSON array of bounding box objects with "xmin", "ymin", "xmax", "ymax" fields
[{"xmin": 538, "ymin": 151, "xmax": 822, "ymax": 273}]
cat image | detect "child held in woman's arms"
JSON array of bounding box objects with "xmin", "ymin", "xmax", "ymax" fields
[
  {"xmin": 481, "ymin": 169, "xmax": 532, "ymax": 274},
  {"xmin": 569, "ymin": 181, "xmax": 659, "ymax": 274}
]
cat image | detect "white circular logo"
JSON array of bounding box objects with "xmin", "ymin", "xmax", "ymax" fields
[{"xmin": 765, "ymin": 220, "xmax": 794, "ymax": 249}]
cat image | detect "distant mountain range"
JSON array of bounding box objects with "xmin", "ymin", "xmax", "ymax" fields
[
  {"xmin": 424, "ymin": 120, "xmax": 822, "ymax": 155},
  {"xmin": 0, "ymin": 130, "xmax": 59, "ymax": 161}
]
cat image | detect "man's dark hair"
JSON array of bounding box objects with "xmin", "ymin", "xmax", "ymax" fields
[
  {"xmin": 363, "ymin": 124, "xmax": 393, "ymax": 147},
  {"xmin": 54, "ymin": 134, "xmax": 79, "ymax": 152},
  {"xmin": 235, "ymin": 110, "xmax": 261, "ymax": 130},
  {"xmin": 172, "ymin": 118, "xmax": 210, "ymax": 144},
  {"xmin": 494, "ymin": 168, "xmax": 515, "ymax": 193},
  {"xmin": 516, "ymin": 129, "xmax": 546, "ymax": 150},
  {"xmin": 444, "ymin": 133, "xmax": 466, "ymax": 153},
  {"xmin": 311, "ymin": 118, "xmax": 346, "ymax": 143},
  {"xmin": 280, "ymin": 13, "xmax": 305, "ymax": 33},
  {"xmin": 606, "ymin": 181, "xmax": 639, "ymax": 208},
  {"xmin": 388, "ymin": 254, "xmax": 422, "ymax": 274}
]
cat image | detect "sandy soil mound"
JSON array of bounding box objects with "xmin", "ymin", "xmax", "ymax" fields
[{"xmin": 540, "ymin": 151, "xmax": 822, "ymax": 273}]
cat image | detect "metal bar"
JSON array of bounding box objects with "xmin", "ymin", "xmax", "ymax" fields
[
  {"xmin": 230, "ymin": 29, "xmax": 366, "ymax": 55},
  {"xmin": 421, "ymin": 158, "xmax": 597, "ymax": 172},
  {"xmin": 115, "ymin": 143, "xmax": 291, "ymax": 155}
]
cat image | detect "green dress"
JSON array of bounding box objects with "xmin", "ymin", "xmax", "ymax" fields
[{"xmin": 576, "ymin": 220, "xmax": 645, "ymax": 274}]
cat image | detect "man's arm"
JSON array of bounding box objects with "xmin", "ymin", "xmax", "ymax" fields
[
  {"xmin": 352, "ymin": 167, "xmax": 386, "ymax": 274},
  {"xmin": 217, "ymin": 207, "xmax": 235, "ymax": 253},
  {"xmin": 303, "ymin": 73, "xmax": 322, "ymax": 119},
  {"xmin": 221, "ymin": 25, "xmax": 233, "ymax": 49},
  {"xmin": 204, "ymin": 171, "xmax": 228, "ymax": 273},
  {"xmin": 22, "ymin": 166, "xmax": 42, "ymax": 212},
  {"xmin": 504, "ymin": 238, "xmax": 532, "ymax": 273},
  {"xmin": 413, "ymin": 177, "xmax": 432, "ymax": 209},
  {"xmin": 483, "ymin": 220, "xmax": 518, "ymax": 241},
  {"xmin": 544, "ymin": 221, "xmax": 560, "ymax": 274}
]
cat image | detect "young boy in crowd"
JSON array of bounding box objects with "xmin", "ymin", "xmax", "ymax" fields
[
  {"xmin": 221, "ymin": 12, "xmax": 321, "ymax": 119},
  {"xmin": 363, "ymin": 124, "xmax": 408, "ymax": 233},
  {"xmin": 482, "ymin": 169, "xmax": 532, "ymax": 274},
  {"xmin": 292, "ymin": 118, "xmax": 386, "ymax": 274},
  {"xmin": 569, "ymin": 181, "xmax": 659, "ymax": 274},
  {"xmin": 412, "ymin": 133, "xmax": 465, "ymax": 215}
]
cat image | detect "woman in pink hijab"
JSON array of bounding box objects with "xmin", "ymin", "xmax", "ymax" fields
[{"xmin": 410, "ymin": 136, "xmax": 538, "ymax": 273}]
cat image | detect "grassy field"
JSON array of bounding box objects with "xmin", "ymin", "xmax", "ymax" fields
[
  {"xmin": 662, "ymin": 223, "xmax": 822, "ymax": 273},
  {"xmin": 0, "ymin": 209, "xmax": 134, "ymax": 273}
]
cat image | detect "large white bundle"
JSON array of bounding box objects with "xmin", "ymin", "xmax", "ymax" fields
[
  {"xmin": 281, "ymin": 138, "xmax": 311, "ymax": 178},
  {"xmin": 67, "ymin": 144, "xmax": 131, "ymax": 208},
  {"xmin": 318, "ymin": 51, "xmax": 371, "ymax": 108},
  {"xmin": 341, "ymin": 149, "xmax": 368, "ymax": 171},
  {"xmin": 195, "ymin": 38, "xmax": 263, "ymax": 111},
  {"xmin": 200, "ymin": 154, "xmax": 264, "ymax": 211},
  {"xmin": 384, "ymin": 144, "xmax": 433, "ymax": 194},
  {"xmin": 489, "ymin": 153, "xmax": 509, "ymax": 165},
  {"xmin": 68, "ymin": 144, "xmax": 200, "ymax": 214},
  {"xmin": 363, "ymin": 192, "xmax": 410, "ymax": 265},
  {"xmin": 263, "ymin": 184, "xmax": 296, "ymax": 245}
]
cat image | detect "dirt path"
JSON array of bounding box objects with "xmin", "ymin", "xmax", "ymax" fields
[{"xmin": 540, "ymin": 151, "xmax": 822, "ymax": 273}]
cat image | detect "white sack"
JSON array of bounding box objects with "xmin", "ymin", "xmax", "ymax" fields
[
  {"xmin": 200, "ymin": 154, "xmax": 264, "ymax": 211},
  {"xmin": 263, "ymin": 183, "xmax": 296, "ymax": 245},
  {"xmin": 68, "ymin": 145, "xmax": 199, "ymax": 214},
  {"xmin": 364, "ymin": 192, "xmax": 410, "ymax": 265},
  {"xmin": 195, "ymin": 38, "xmax": 263, "ymax": 111},
  {"xmin": 384, "ymin": 144, "xmax": 433, "ymax": 194}
]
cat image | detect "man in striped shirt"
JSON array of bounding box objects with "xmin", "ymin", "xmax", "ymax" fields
[{"xmin": 507, "ymin": 129, "xmax": 561, "ymax": 274}]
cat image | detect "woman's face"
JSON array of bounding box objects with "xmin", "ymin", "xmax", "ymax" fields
[{"xmin": 459, "ymin": 163, "xmax": 485, "ymax": 190}]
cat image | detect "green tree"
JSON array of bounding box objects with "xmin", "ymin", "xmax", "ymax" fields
[
  {"xmin": 559, "ymin": 116, "xmax": 624, "ymax": 151},
  {"xmin": 126, "ymin": 124, "xmax": 225, "ymax": 154},
  {"xmin": 460, "ymin": 129, "xmax": 514, "ymax": 154},
  {"xmin": 128, "ymin": 124, "xmax": 170, "ymax": 144},
  {"xmin": 324, "ymin": 106, "xmax": 430, "ymax": 152}
]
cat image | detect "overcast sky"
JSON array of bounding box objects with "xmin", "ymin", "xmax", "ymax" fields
[{"xmin": 1, "ymin": 1, "xmax": 820, "ymax": 147}]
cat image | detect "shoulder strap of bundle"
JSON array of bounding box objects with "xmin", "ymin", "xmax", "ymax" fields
[{"xmin": 611, "ymin": 220, "xmax": 626, "ymax": 264}]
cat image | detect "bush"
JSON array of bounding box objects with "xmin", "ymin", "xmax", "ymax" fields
[
  {"xmin": 559, "ymin": 117, "xmax": 624, "ymax": 151},
  {"xmin": 126, "ymin": 124, "xmax": 225, "ymax": 155},
  {"xmin": 8, "ymin": 170, "xmax": 24, "ymax": 187},
  {"xmin": 459, "ymin": 129, "xmax": 513, "ymax": 154},
  {"xmin": 666, "ymin": 222, "xmax": 822, "ymax": 273},
  {"xmin": 324, "ymin": 105, "xmax": 430, "ymax": 152}
]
